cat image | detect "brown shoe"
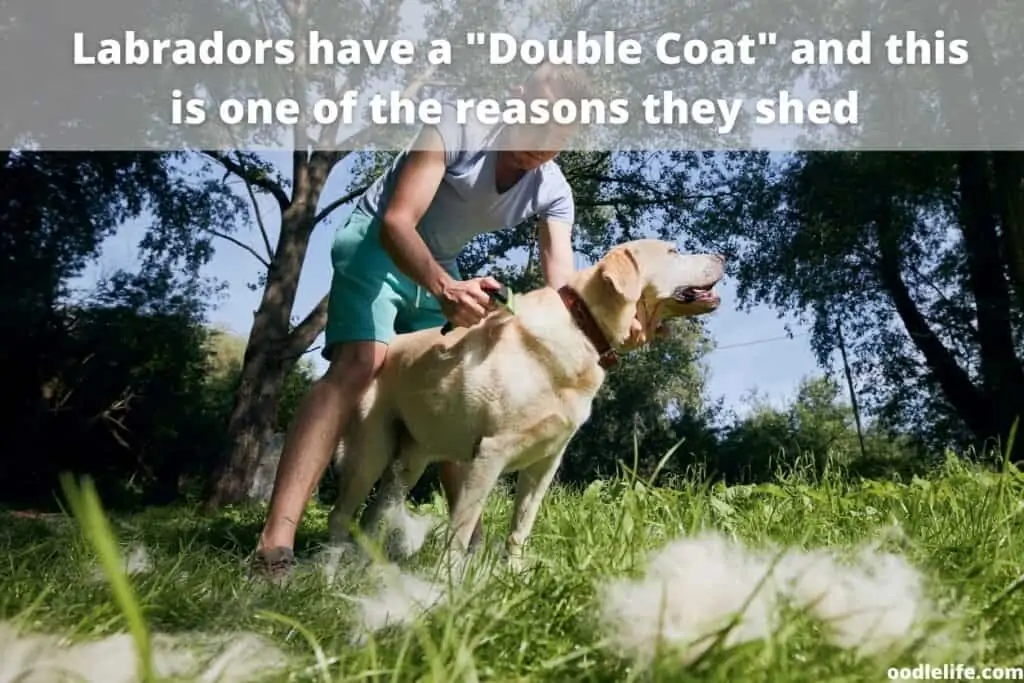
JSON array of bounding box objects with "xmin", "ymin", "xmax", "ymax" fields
[{"xmin": 250, "ymin": 546, "xmax": 295, "ymax": 583}]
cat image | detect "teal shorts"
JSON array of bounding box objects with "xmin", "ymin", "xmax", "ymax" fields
[{"xmin": 323, "ymin": 206, "xmax": 461, "ymax": 359}]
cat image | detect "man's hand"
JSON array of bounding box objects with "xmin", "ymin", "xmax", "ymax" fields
[{"xmin": 438, "ymin": 275, "xmax": 503, "ymax": 329}]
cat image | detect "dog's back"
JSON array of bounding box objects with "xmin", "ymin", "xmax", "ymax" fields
[{"xmin": 377, "ymin": 287, "xmax": 604, "ymax": 458}]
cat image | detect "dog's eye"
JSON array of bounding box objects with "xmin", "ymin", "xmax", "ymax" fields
[{"xmin": 667, "ymin": 247, "xmax": 679, "ymax": 255}]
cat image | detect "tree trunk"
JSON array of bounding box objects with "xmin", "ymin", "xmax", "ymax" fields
[
  {"xmin": 928, "ymin": 7, "xmax": 1024, "ymax": 457},
  {"xmin": 992, "ymin": 151, "xmax": 1024, "ymax": 309},
  {"xmin": 205, "ymin": 349, "xmax": 288, "ymax": 507},
  {"xmin": 203, "ymin": 153, "xmax": 333, "ymax": 508},
  {"xmin": 956, "ymin": 151, "xmax": 1024, "ymax": 460},
  {"xmin": 875, "ymin": 198, "xmax": 996, "ymax": 440}
]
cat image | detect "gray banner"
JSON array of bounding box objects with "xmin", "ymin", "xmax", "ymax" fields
[{"xmin": 1, "ymin": 0, "xmax": 1019, "ymax": 151}]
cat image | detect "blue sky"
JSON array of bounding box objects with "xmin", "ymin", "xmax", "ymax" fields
[{"xmin": 73, "ymin": 151, "xmax": 834, "ymax": 422}]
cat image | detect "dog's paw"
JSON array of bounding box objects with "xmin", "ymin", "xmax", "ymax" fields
[
  {"xmin": 380, "ymin": 507, "xmax": 437, "ymax": 561},
  {"xmin": 383, "ymin": 527, "xmax": 420, "ymax": 562},
  {"xmin": 437, "ymin": 548, "xmax": 471, "ymax": 582},
  {"xmin": 506, "ymin": 553, "xmax": 527, "ymax": 574},
  {"xmin": 312, "ymin": 542, "xmax": 370, "ymax": 583},
  {"xmin": 500, "ymin": 539, "xmax": 533, "ymax": 574},
  {"xmin": 503, "ymin": 547, "xmax": 538, "ymax": 575}
]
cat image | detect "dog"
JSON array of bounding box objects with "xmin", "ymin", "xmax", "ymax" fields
[{"xmin": 326, "ymin": 239, "xmax": 725, "ymax": 571}]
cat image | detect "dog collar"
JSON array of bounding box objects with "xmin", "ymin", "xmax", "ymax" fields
[{"xmin": 557, "ymin": 285, "xmax": 618, "ymax": 369}]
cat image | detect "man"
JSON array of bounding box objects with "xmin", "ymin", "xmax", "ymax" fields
[{"xmin": 251, "ymin": 62, "xmax": 593, "ymax": 580}]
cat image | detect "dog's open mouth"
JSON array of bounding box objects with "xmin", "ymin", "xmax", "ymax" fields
[{"xmin": 673, "ymin": 286, "xmax": 718, "ymax": 304}]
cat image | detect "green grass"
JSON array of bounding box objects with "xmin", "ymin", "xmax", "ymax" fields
[{"xmin": 3, "ymin": 455, "xmax": 1024, "ymax": 682}]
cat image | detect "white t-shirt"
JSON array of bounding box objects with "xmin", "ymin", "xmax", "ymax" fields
[{"xmin": 355, "ymin": 102, "xmax": 575, "ymax": 272}]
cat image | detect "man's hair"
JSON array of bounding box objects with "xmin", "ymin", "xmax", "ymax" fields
[{"xmin": 526, "ymin": 62, "xmax": 594, "ymax": 103}]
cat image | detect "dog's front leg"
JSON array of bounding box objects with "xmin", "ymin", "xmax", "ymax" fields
[
  {"xmin": 505, "ymin": 443, "xmax": 568, "ymax": 572},
  {"xmin": 443, "ymin": 442, "xmax": 507, "ymax": 574},
  {"xmin": 326, "ymin": 407, "xmax": 395, "ymax": 546},
  {"xmin": 359, "ymin": 444, "xmax": 430, "ymax": 560}
]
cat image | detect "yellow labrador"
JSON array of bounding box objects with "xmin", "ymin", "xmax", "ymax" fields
[{"xmin": 327, "ymin": 239, "xmax": 725, "ymax": 570}]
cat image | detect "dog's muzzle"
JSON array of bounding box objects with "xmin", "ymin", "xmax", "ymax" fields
[{"xmin": 672, "ymin": 286, "xmax": 719, "ymax": 305}]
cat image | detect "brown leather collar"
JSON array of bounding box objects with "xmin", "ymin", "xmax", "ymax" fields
[{"xmin": 557, "ymin": 285, "xmax": 618, "ymax": 369}]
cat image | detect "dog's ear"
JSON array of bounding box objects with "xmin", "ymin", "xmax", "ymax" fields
[{"xmin": 597, "ymin": 247, "xmax": 643, "ymax": 303}]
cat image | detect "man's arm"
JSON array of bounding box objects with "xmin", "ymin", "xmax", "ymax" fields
[
  {"xmin": 538, "ymin": 217, "xmax": 575, "ymax": 289},
  {"xmin": 537, "ymin": 184, "xmax": 576, "ymax": 289},
  {"xmin": 378, "ymin": 125, "xmax": 455, "ymax": 298}
]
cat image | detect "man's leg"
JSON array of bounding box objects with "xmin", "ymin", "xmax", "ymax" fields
[
  {"xmin": 255, "ymin": 342, "xmax": 387, "ymax": 557},
  {"xmin": 253, "ymin": 208, "xmax": 401, "ymax": 580}
]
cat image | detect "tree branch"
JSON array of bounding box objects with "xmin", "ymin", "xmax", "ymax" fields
[
  {"xmin": 252, "ymin": 0, "xmax": 293, "ymax": 101},
  {"xmin": 849, "ymin": 240, "xmax": 979, "ymax": 344},
  {"xmin": 234, "ymin": 151, "xmax": 275, "ymax": 260},
  {"xmin": 312, "ymin": 0, "xmax": 401, "ymax": 154},
  {"xmin": 312, "ymin": 63, "xmax": 438, "ymax": 168},
  {"xmin": 210, "ymin": 230, "xmax": 270, "ymax": 268},
  {"xmin": 577, "ymin": 192, "xmax": 728, "ymax": 209},
  {"xmin": 283, "ymin": 294, "xmax": 329, "ymax": 359},
  {"xmin": 204, "ymin": 151, "xmax": 290, "ymax": 210},
  {"xmin": 313, "ymin": 183, "xmax": 372, "ymax": 226},
  {"xmin": 274, "ymin": 0, "xmax": 293, "ymax": 21},
  {"xmin": 578, "ymin": 172, "xmax": 683, "ymax": 201},
  {"xmin": 875, "ymin": 198, "xmax": 989, "ymax": 434},
  {"xmin": 555, "ymin": 0, "xmax": 600, "ymax": 41}
]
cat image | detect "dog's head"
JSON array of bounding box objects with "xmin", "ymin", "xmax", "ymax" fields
[{"xmin": 580, "ymin": 239, "xmax": 725, "ymax": 351}]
